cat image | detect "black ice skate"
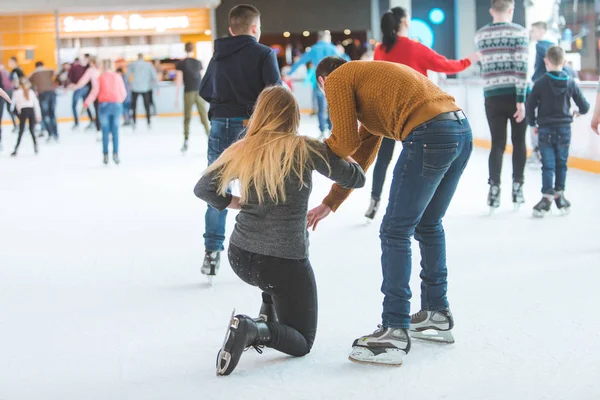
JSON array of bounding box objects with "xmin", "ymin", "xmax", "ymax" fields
[
  {"xmin": 103, "ymin": 154, "xmax": 109, "ymax": 165},
  {"xmin": 216, "ymin": 311, "xmax": 272, "ymax": 376},
  {"xmin": 512, "ymin": 182, "xmax": 525, "ymax": 211},
  {"xmin": 410, "ymin": 309, "xmax": 455, "ymax": 344},
  {"xmin": 113, "ymin": 153, "xmax": 120, "ymax": 165},
  {"xmin": 487, "ymin": 184, "xmax": 500, "ymax": 214},
  {"xmin": 365, "ymin": 198, "xmax": 380, "ymax": 221},
  {"xmin": 554, "ymin": 191, "xmax": 571, "ymax": 215},
  {"xmin": 532, "ymin": 196, "xmax": 553, "ymax": 218},
  {"xmin": 258, "ymin": 292, "xmax": 278, "ymax": 322},
  {"xmin": 202, "ymin": 251, "xmax": 220, "ymax": 285},
  {"xmin": 181, "ymin": 139, "xmax": 188, "ymax": 154},
  {"xmin": 349, "ymin": 326, "xmax": 410, "ymax": 366}
]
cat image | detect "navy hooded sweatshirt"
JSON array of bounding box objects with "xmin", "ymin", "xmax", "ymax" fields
[
  {"xmin": 199, "ymin": 35, "xmax": 281, "ymax": 119},
  {"xmin": 526, "ymin": 71, "xmax": 590, "ymax": 128}
]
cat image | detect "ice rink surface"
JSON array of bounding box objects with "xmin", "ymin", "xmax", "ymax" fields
[{"xmin": 1, "ymin": 116, "xmax": 599, "ymax": 400}]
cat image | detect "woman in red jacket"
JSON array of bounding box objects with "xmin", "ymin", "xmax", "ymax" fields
[{"xmin": 365, "ymin": 6, "xmax": 481, "ymax": 219}]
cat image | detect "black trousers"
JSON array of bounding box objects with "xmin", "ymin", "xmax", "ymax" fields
[
  {"xmin": 484, "ymin": 95, "xmax": 527, "ymax": 185},
  {"xmin": 228, "ymin": 244, "xmax": 317, "ymax": 357},
  {"xmin": 15, "ymin": 107, "xmax": 37, "ymax": 151},
  {"xmin": 371, "ymin": 137, "xmax": 396, "ymax": 201},
  {"xmin": 131, "ymin": 91, "xmax": 152, "ymax": 125}
]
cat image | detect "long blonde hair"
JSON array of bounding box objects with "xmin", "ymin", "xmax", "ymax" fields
[{"xmin": 205, "ymin": 85, "xmax": 328, "ymax": 204}]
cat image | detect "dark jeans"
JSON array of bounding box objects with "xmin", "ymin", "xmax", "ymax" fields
[
  {"xmin": 228, "ymin": 244, "xmax": 317, "ymax": 357},
  {"xmin": 538, "ymin": 125, "xmax": 571, "ymax": 195},
  {"xmin": 38, "ymin": 91, "xmax": 58, "ymax": 139},
  {"xmin": 314, "ymin": 88, "xmax": 331, "ymax": 133},
  {"xmin": 371, "ymin": 137, "xmax": 397, "ymax": 201},
  {"xmin": 15, "ymin": 107, "xmax": 37, "ymax": 151},
  {"xmin": 204, "ymin": 118, "xmax": 245, "ymax": 252},
  {"xmin": 380, "ymin": 118, "xmax": 472, "ymax": 328},
  {"xmin": 132, "ymin": 91, "xmax": 152, "ymax": 125},
  {"xmin": 484, "ymin": 95, "xmax": 527, "ymax": 185},
  {"xmin": 72, "ymin": 87, "xmax": 93, "ymax": 126},
  {"xmin": 98, "ymin": 102, "xmax": 122, "ymax": 154}
]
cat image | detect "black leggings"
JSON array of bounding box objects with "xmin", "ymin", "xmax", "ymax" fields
[
  {"xmin": 484, "ymin": 95, "xmax": 527, "ymax": 185},
  {"xmin": 228, "ymin": 244, "xmax": 317, "ymax": 357},
  {"xmin": 15, "ymin": 108, "xmax": 37, "ymax": 151},
  {"xmin": 371, "ymin": 137, "xmax": 397, "ymax": 201},
  {"xmin": 132, "ymin": 91, "xmax": 152, "ymax": 125}
]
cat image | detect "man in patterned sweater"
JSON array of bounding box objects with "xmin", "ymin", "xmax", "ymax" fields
[{"xmin": 475, "ymin": 0, "xmax": 529, "ymax": 211}]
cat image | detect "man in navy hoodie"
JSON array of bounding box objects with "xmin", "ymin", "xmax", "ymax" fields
[{"xmin": 199, "ymin": 4, "xmax": 281, "ymax": 279}]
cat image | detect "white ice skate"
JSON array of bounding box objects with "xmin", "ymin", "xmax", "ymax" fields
[
  {"xmin": 348, "ymin": 326, "xmax": 410, "ymax": 366},
  {"xmin": 410, "ymin": 309, "xmax": 455, "ymax": 344},
  {"xmin": 202, "ymin": 251, "xmax": 220, "ymax": 286}
]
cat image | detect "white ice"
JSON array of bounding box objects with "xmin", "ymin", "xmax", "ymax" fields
[{"xmin": 1, "ymin": 117, "xmax": 599, "ymax": 400}]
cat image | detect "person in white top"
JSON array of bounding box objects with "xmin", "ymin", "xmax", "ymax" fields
[{"xmin": 10, "ymin": 79, "xmax": 41, "ymax": 156}]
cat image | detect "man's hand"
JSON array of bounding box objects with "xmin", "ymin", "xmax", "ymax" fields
[
  {"xmin": 467, "ymin": 51, "xmax": 482, "ymax": 64},
  {"xmin": 514, "ymin": 103, "xmax": 526, "ymax": 123},
  {"xmin": 573, "ymin": 110, "xmax": 581, "ymax": 119},
  {"xmin": 307, "ymin": 203, "xmax": 332, "ymax": 231},
  {"xmin": 592, "ymin": 114, "xmax": 600, "ymax": 135}
]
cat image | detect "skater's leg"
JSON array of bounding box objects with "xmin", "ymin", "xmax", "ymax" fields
[
  {"xmin": 553, "ymin": 126, "xmax": 570, "ymax": 193},
  {"xmin": 416, "ymin": 128, "xmax": 473, "ymax": 311},
  {"xmin": 315, "ymin": 88, "xmax": 327, "ymax": 135},
  {"xmin": 485, "ymin": 96, "xmax": 508, "ymax": 185},
  {"xmin": 195, "ymin": 93, "xmax": 210, "ymax": 136},
  {"xmin": 370, "ymin": 137, "xmax": 396, "ymax": 201},
  {"xmin": 509, "ymin": 110, "xmax": 528, "ymax": 184},
  {"xmin": 131, "ymin": 92, "xmax": 139, "ymax": 125},
  {"xmin": 28, "ymin": 110, "xmax": 37, "ymax": 148},
  {"xmin": 183, "ymin": 91, "xmax": 193, "ymax": 140},
  {"xmin": 14, "ymin": 111, "xmax": 27, "ymax": 151},
  {"xmin": 111, "ymin": 103, "xmax": 121, "ymax": 155},
  {"xmin": 380, "ymin": 119, "xmax": 471, "ymax": 329},
  {"xmin": 143, "ymin": 91, "xmax": 152, "ymax": 125},
  {"xmin": 538, "ymin": 127, "xmax": 556, "ymax": 195},
  {"xmin": 99, "ymin": 103, "xmax": 110, "ymax": 155},
  {"xmin": 94, "ymin": 100, "xmax": 101, "ymax": 132},
  {"xmin": 0, "ymin": 97, "xmax": 4, "ymax": 144}
]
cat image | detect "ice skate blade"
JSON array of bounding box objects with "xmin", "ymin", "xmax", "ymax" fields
[
  {"xmin": 216, "ymin": 309, "xmax": 236, "ymax": 376},
  {"xmin": 488, "ymin": 206, "xmax": 498, "ymax": 216},
  {"xmin": 559, "ymin": 208, "xmax": 570, "ymax": 216},
  {"xmin": 532, "ymin": 210, "xmax": 548, "ymax": 218},
  {"xmin": 410, "ymin": 329, "xmax": 455, "ymax": 344},
  {"xmin": 348, "ymin": 346, "xmax": 404, "ymax": 366},
  {"xmin": 207, "ymin": 275, "xmax": 214, "ymax": 287},
  {"xmin": 513, "ymin": 203, "xmax": 523, "ymax": 212}
]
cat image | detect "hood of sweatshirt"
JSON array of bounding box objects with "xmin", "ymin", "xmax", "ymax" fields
[
  {"xmin": 546, "ymin": 70, "xmax": 570, "ymax": 96},
  {"xmin": 213, "ymin": 35, "xmax": 258, "ymax": 61}
]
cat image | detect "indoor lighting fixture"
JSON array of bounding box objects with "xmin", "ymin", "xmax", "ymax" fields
[
  {"xmin": 344, "ymin": 29, "xmax": 351, "ymax": 35},
  {"xmin": 303, "ymin": 31, "xmax": 310, "ymax": 37},
  {"xmin": 283, "ymin": 31, "xmax": 291, "ymax": 38}
]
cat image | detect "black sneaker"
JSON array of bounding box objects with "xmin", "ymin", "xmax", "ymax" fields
[
  {"xmin": 216, "ymin": 313, "xmax": 272, "ymax": 376},
  {"xmin": 532, "ymin": 196, "xmax": 553, "ymax": 218}
]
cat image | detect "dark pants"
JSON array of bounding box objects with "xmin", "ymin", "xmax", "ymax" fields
[
  {"xmin": 484, "ymin": 95, "xmax": 527, "ymax": 185},
  {"xmin": 132, "ymin": 91, "xmax": 152, "ymax": 125},
  {"xmin": 72, "ymin": 87, "xmax": 94, "ymax": 126},
  {"xmin": 228, "ymin": 244, "xmax": 317, "ymax": 357},
  {"xmin": 15, "ymin": 108, "xmax": 37, "ymax": 151},
  {"xmin": 38, "ymin": 91, "xmax": 58, "ymax": 139},
  {"xmin": 0, "ymin": 97, "xmax": 5, "ymax": 142},
  {"xmin": 371, "ymin": 137, "xmax": 397, "ymax": 201},
  {"xmin": 3, "ymin": 90, "xmax": 18, "ymax": 128},
  {"xmin": 204, "ymin": 118, "xmax": 245, "ymax": 252},
  {"xmin": 380, "ymin": 118, "xmax": 472, "ymax": 328},
  {"xmin": 99, "ymin": 102, "xmax": 122, "ymax": 155},
  {"xmin": 538, "ymin": 125, "xmax": 571, "ymax": 195}
]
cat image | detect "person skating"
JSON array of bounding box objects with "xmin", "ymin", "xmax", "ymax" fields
[
  {"xmin": 194, "ymin": 86, "xmax": 366, "ymax": 376},
  {"xmin": 175, "ymin": 42, "xmax": 210, "ymax": 153},
  {"xmin": 127, "ymin": 53, "xmax": 157, "ymax": 129},
  {"xmin": 7, "ymin": 58, "xmax": 24, "ymax": 133},
  {"xmin": 198, "ymin": 4, "xmax": 281, "ymax": 281},
  {"xmin": 85, "ymin": 60, "xmax": 127, "ymax": 165},
  {"xmin": 68, "ymin": 58, "xmax": 95, "ymax": 130},
  {"xmin": 306, "ymin": 57, "xmax": 472, "ymax": 366},
  {"xmin": 364, "ymin": 6, "xmax": 481, "ymax": 220},
  {"xmin": 10, "ymin": 79, "xmax": 41, "ymax": 156},
  {"xmin": 71, "ymin": 58, "xmax": 101, "ymax": 140},
  {"xmin": 475, "ymin": 0, "xmax": 529, "ymax": 212},
  {"xmin": 526, "ymin": 46, "xmax": 589, "ymax": 217},
  {"xmin": 29, "ymin": 61, "xmax": 59, "ymax": 142}
]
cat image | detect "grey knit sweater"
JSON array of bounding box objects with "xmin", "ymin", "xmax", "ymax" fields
[{"xmin": 194, "ymin": 142, "xmax": 365, "ymax": 259}]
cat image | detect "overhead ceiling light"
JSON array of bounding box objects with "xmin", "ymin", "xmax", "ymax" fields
[
  {"xmin": 303, "ymin": 31, "xmax": 310, "ymax": 37},
  {"xmin": 344, "ymin": 29, "xmax": 351, "ymax": 35},
  {"xmin": 283, "ymin": 31, "xmax": 291, "ymax": 38}
]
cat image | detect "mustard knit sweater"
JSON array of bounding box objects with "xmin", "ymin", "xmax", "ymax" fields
[{"xmin": 322, "ymin": 61, "xmax": 461, "ymax": 211}]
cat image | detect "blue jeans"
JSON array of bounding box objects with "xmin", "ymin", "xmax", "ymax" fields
[
  {"xmin": 380, "ymin": 118, "xmax": 473, "ymax": 328},
  {"xmin": 39, "ymin": 91, "xmax": 58, "ymax": 139},
  {"xmin": 204, "ymin": 118, "xmax": 246, "ymax": 252},
  {"xmin": 98, "ymin": 102, "xmax": 122, "ymax": 154},
  {"xmin": 314, "ymin": 89, "xmax": 332, "ymax": 133},
  {"xmin": 538, "ymin": 125, "xmax": 571, "ymax": 195},
  {"xmin": 72, "ymin": 87, "xmax": 90, "ymax": 126}
]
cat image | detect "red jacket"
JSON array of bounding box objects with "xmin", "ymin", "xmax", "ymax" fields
[{"xmin": 374, "ymin": 37, "xmax": 470, "ymax": 76}]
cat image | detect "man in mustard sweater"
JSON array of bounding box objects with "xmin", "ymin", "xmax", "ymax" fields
[{"xmin": 307, "ymin": 57, "xmax": 473, "ymax": 366}]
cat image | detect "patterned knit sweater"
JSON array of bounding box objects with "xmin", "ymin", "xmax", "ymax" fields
[
  {"xmin": 475, "ymin": 22, "xmax": 529, "ymax": 103},
  {"xmin": 322, "ymin": 61, "xmax": 460, "ymax": 211}
]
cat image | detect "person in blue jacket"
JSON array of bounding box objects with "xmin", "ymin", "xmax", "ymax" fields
[{"xmin": 289, "ymin": 31, "xmax": 339, "ymax": 138}]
